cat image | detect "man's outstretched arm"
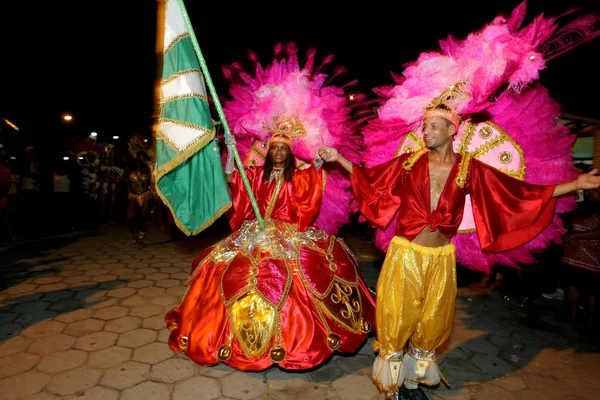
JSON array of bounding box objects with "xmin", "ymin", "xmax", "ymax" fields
[
  {"xmin": 318, "ymin": 146, "xmax": 353, "ymax": 174},
  {"xmin": 553, "ymin": 168, "xmax": 600, "ymax": 197}
]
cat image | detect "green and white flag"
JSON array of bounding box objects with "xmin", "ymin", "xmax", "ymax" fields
[{"xmin": 154, "ymin": 0, "xmax": 231, "ymax": 235}]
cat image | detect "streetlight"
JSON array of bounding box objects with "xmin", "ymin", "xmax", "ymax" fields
[
  {"xmin": 1, "ymin": 117, "xmax": 19, "ymax": 131},
  {"xmin": 63, "ymin": 114, "xmax": 73, "ymax": 122},
  {"xmin": 112, "ymin": 135, "xmax": 119, "ymax": 140}
]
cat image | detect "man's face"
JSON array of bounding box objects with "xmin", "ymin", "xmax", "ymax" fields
[
  {"xmin": 422, "ymin": 117, "xmax": 454, "ymax": 149},
  {"xmin": 268, "ymin": 143, "xmax": 290, "ymax": 167}
]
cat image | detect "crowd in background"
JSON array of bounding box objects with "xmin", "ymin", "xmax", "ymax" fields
[{"xmin": 0, "ymin": 140, "xmax": 178, "ymax": 248}]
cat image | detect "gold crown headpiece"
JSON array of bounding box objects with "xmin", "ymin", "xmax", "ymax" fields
[
  {"xmin": 423, "ymin": 82, "xmax": 468, "ymax": 131},
  {"xmin": 268, "ymin": 133, "xmax": 293, "ymax": 148},
  {"xmin": 263, "ymin": 115, "xmax": 307, "ymax": 138}
]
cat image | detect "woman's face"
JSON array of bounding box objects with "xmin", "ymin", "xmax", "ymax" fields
[{"xmin": 268, "ymin": 143, "xmax": 290, "ymax": 168}]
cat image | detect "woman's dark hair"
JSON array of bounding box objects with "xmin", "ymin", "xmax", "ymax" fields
[{"xmin": 262, "ymin": 146, "xmax": 296, "ymax": 182}]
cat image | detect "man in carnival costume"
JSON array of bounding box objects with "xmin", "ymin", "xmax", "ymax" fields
[
  {"xmin": 165, "ymin": 43, "xmax": 377, "ymax": 371},
  {"xmin": 319, "ymin": 2, "xmax": 600, "ymax": 399}
]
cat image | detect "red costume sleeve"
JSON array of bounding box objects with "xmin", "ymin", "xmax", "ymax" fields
[
  {"xmin": 468, "ymin": 159, "xmax": 557, "ymax": 252},
  {"xmin": 228, "ymin": 167, "xmax": 260, "ymax": 231},
  {"xmin": 350, "ymin": 154, "xmax": 409, "ymax": 229},
  {"xmin": 292, "ymin": 165, "xmax": 323, "ymax": 232}
]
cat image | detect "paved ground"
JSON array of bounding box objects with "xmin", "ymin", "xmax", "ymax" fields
[{"xmin": 1, "ymin": 222, "xmax": 599, "ymax": 400}]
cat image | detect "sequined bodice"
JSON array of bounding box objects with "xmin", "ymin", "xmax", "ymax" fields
[{"xmin": 129, "ymin": 171, "xmax": 150, "ymax": 195}]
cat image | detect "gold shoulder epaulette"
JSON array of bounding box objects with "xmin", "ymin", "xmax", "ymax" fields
[
  {"xmin": 455, "ymin": 152, "xmax": 472, "ymax": 188},
  {"xmin": 402, "ymin": 148, "xmax": 428, "ymax": 171}
]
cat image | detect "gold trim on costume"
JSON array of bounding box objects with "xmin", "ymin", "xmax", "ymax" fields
[
  {"xmin": 395, "ymin": 131, "xmax": 426, "ymax": 157},
  {"xmin": 455, "ymin": 152, "xmax": 472, "ymax": 188},
  {"xmin": 402, "ymin": 147, "xmax": 428, "ymax": 171},
  {"xmin": 228, "ymin": 290, "xmax": 277, "ymax": 358},
  {"xmin": 463, "ymin": 121, "xmax": 526, "ymax": 180},
  {"xmin": 128, "ymin": 191, "xmax": 153, "ymax": 207},
  {"xmin": 263, "ymin": 115, "xmax": 307, "ymax": 138},
  {"xmin": 264, "ymin": 175, "xmax": 284, "ymax": 221},
  {"xmin": 316, "ymin": 282, "xmax": 365, "ymax": 334},
  {"xmin": 457, "ymin": 122, "xmax": 476, "ymax": 154},
  {"xmin": 295, "ymin": 236, "xmax": 360, "ymax": 300}
]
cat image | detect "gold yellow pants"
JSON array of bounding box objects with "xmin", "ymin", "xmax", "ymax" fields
[{"xmin": 372, "ymin": 236, "xmax": 456, "ymax": 397}]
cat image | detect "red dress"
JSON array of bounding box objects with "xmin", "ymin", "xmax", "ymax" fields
[{"xmin": 165, "ymin": 165, "xmax": 376, "ymax": 371}]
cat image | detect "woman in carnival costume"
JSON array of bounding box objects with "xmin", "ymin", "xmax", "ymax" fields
[
  {"xmin": 126, "ymin": 134, "xmax": 155, "ymax": 248},
  {"xmin": 165, "ymin": 43, "xmax": 376, "ymax": 371},
  {"xmin": 319, "ymin": 2, "xmax": 600, "ymax": 399}
]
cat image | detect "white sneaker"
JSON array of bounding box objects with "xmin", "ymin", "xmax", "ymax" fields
[{"xmin": 541, "ymin": 288, "xmax": 564, "ymax": 300}]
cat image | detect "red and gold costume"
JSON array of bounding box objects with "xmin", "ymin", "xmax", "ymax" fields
[
  {"xmin": 166, "ymin": 164, "xmax": 375, "ymax": 371},
  {"xmin": 351, "ymin": 150, "xmax": 556, "ymax": 396}
]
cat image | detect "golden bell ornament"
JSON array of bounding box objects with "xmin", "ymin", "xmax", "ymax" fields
[
  {"xmin": 269, "ymin": 345, "xmax": 287, "ymax": 363},
  {"xmin": 179, "ymin": 336, "xmax": 189, "ymax": 352},
  {"xmin": 217, "ymin": 344, "xmax": 232, "ymax": 362},
  {"xmin": 327, "ymin": 332, "xmax": 341, "ymax": 350}
]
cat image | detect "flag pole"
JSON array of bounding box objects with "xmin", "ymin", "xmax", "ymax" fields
[{"xmin": 174, "ymin": 0, "xmax": 265, "ymax": 229}]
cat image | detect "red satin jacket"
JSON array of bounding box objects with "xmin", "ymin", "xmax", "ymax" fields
[
  {"xmin": 228, "ymin": 165, "xmax": 323, "ymax": 232},
  {"xmin": 351, "ymin": 151, "xmax": 557, "ymax": 252}
]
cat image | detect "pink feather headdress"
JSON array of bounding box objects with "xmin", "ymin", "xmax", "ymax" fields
[
  {"xmin": 362, "ymin": 2, "xmax": 599, "ymax": 273},
  {"xmin": 221, "ymin": 42, "xmax": 367, "ymax": 234}
]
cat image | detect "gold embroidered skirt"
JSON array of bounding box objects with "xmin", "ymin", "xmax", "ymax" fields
[{"xmin": 165, "ymin": 219, "xmax": 376, "ymax": 371}]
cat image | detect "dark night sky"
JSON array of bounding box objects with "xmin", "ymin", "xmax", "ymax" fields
[{"xmin": 1, "ymin": 0, "xmax": 599, "ymax": 148}]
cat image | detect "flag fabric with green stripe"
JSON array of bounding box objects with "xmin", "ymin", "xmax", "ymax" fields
[{"xmin": 154, "ymin": 0, "xmax": 231, "ymax": 235}]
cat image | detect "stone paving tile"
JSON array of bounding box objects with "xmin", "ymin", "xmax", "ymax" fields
[
  {"xmin": 100, "ymin": 360, "xmax": 150, "ymax": 389},
  {"xmin": 331, "ymin": 374, "xmax": 382, "ymax": 400},
  {"xmin": 120, "ymin": 295, "xmax": 148, "ymax": 307},
  {"xmin": 87, "ymin": 345, "xmax": 132, "ymax": 369},
  {"xmin": 137, "ymin": 287, "xmax": 166, "ymax": 297},
  {"xmin": 45, "ymin": 366, "xmax": 103, "ymax": 396},
  {"xmin": 64, "ymin": 318, "xmax": 105, "ymax": 336},
  {"xmin": 106, "ymin": 287, "xmax": 137, "ymax": 298},
  {"xmin": 0, "ymin": 335, "xmax": 33, "ymax": 358},
  {"xmin": 37, "ymin": 349, "xmax": 88, "ymax": 373},
  {"xmin": 0, "ymin": 370, "xmax": 51, "ymax": 400},
  {"xmin": 27, "ymin": 333, "xmax": 76, "ymax": 355},
  {"xmin": 104, "ymin": 315, "xmax": 143, "ymax": 333},
  {"xmin": 118, "ymin": 328, "xmax": 158, "ymax": 348},
  {"xmin": 222, "ymin": 371, "xmax": 270, "ymax": 399},
  {"xmin": 129, "ymin": 304, "xmax": 164, "ymax": 318},
  {"xmin": 63, "ymin": 385, "xmax": 120, "ymax": 400},
  {"xmin": 92, "ymin": 305, "xmax": 129, "ymax": 320},
  {"xmin": 74, "ymin": 331, "xmax": 118, "ymax": 351},
  {"xmin": 173, "ymin": 375, "xmax": 222, "ymax": 400},
  {"xmin": 120, "ymin": 381, "xmax": 171, "ymax": 400},
  {"xmin": 0, "ymin": 351, "xmax": 40, "ymax": 378},
  {"xmin": 127, "ymin": 279, "xmax": 154, "ymax": 288},
  {"xmin": 28, "ymin": 391, "xmax": 64, "ymax": 400},
  {"xmin": 151, "ymin": 357, "xmax": 196, "ymax": 383},
  {"xmin": 132, "ymin": 342, "xmax": 174, "ymax": 364},
  {"xmin": 143, "ymin": 314, "xmax": 169, "ymax": 330}
]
